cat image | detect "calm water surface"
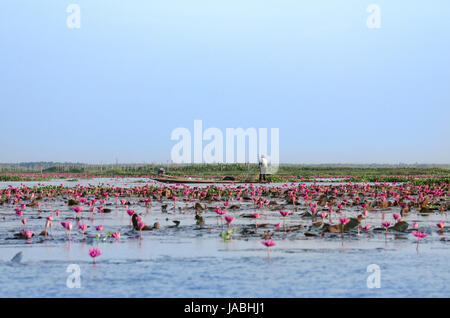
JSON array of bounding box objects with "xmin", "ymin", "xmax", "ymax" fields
[{"xmin": 0, "ymin": 178, "xmax": 448, "ymax": 297}]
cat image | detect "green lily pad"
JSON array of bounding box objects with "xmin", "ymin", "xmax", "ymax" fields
[
  {"xmin": 392, "ymin": 221, "xmax": 409, "ymax": 232},
  {"xmin": 343, "ymin": 218, "xmax": 359, "ymax": 231},
  {"xmin": 68, "ymin": 199, "xmax": 79, "ymax": 206},
  {"xmin": 194, "ymin": 202, "xmax": 204, "ymax": 210},
  {"xmin": 322, "ymin": 218, "xmax": 359, "ymax": 233}
]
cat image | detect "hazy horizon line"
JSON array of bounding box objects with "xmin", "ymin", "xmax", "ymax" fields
[{"xmin": 1, "ymin": 162, "xmax": 449, "ymax": 167}]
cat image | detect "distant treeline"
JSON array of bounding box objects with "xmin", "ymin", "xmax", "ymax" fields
[{"xmin": 0, "ymin": 162, "xmax": 449, "ymax": 178}]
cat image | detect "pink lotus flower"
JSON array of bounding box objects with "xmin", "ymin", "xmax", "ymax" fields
[
  {"xmin": 261, "ymin": 240, "xmax": 275, "ymax": 247},
  {"xmin": 318, "ymin": 212, "xmax": 327, "ymax": 219},
  {"xmin": 138, "ymin": 221, "xmax": 146, "ymax": 231},
  {"xmin": 61, "ymin": 221, "xmax": 73, "ymax": 239},
  {"xmin": 437, "ymin": 222, "xmax": 445, "ymax": 230},
  {"xmin": 412, "ymin": 231, "xmax": 427, "ymax": 250},
  {"xmin": 280, "ymin": 210, "xmax": 290, "ymax": 231},
  {"xmin": 73, "ymin": 206, "xmax": 83, "ymax": 214},
  {"xmin": 261, "ymin": 240, "xmax": 275, "ymax": 260},
  {"xmin": 251, "ymin": 212, "xmax": 260, "ymax": 228},
  {"xmin": 23, "ymin": 230, "xmax": 33, "ymax": 240},
  {"xmin": 78, "ymin": 223, "xmax": 88, "ymax": 235},
  {"xmin": 96, "ymin": 225, "xmax": 103, "ymax": 231},
  {"xmin": 215, "ymin": 207, "xmax": 226, "ymax": 215},
  {"xmin": 127, "ymin": 210, "xmax": 135, "ymax": 216},
  {"xmin": 412, "ymin": 231, "xmax": 428, "ymax": 239},
  {"xmin": 44, "ymin": 215, "xmax": 53, "ymax": 237},
  {"xmin": 362, "ymin": 225, "xmax": 371, "ymax": 231},
  {"xmin": 89, "ymin": 248, "xmax": 102, "ymax": 263},
  {"xmin": 339, "ymin": 218, "xmax": 350, "ymax": 235},
  {"xmin": 382, "ymin": 221, "xmax": 392, "ymax": 231},
  {"xmin": 111, "ymin": 232, "xmax": 120, "ymax": 239},
  {"xmin": 21, "ymin": 218, "xmax": 27, "ymax": 231},
  {"xmin": 413, "ymin": 222, "xmax": 419, "ymax": 229},
  {"xmin": 61, "ymin": 221, "xmax": 73, "ymax": 231},
  {"xmin": 224, "ymin": 216, "xmax": 235, "ymax": 226}
]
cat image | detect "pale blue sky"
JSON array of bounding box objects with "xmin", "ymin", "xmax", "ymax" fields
[{"xmin": 0, "ymin": 1, "xmax": 449, "ymax": 164}]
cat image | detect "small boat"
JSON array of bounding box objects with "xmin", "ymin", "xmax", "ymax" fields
[{"xmin": 151, "ymin": 176, "xmax": 267, "ymax": 184}]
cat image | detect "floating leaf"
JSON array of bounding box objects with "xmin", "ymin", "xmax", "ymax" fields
[{"xmin": 392, "ymin": 221, "xmax": 409, "ymax": 232}]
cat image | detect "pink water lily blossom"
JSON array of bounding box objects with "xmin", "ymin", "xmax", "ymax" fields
[
  {"xmin": 22, "ymin": 230, "xmax": 33, "ymax": 240},
  {"xmin": 280, "ymin": 210, "xmax": 290, "ymax": 231},
  {"xmin": 261, "ymin": 240, "xmax": 275, "ymax": 247},
  {"xmin": 318, "ymin": 212, "xmax": 327, "ymax": 219},
  {"xmin": 78, "ymin": 223, "xmax": 88, "ymax": 235},
  {"xmin": 89, "ymin": 248, "xmax": 102, "ymax": 263},
  {"xmin": 251, "ymin": 212, "xmax": 260, "ymax": 228},
  {"xmin": 261, "ymin": 240, "xmax": 275, "ymax": 260},
  {"xmin": 382, "ymin": 221, "xmax": 392, "ymax": 231},
  {"xmin": 412, "ymin": 231, "xmax": 428, "ymax": 239},
  {"xmin": 138, "ymin": 221, "xmax": 146, "ymax": 229},
  {"xmin": 339, "ymin": 218, "xmax": 350, "ymax": 236},
  {"xmin": 412, "ymin": 231, "xmax": 428, "ymax": 250},
  {"xmin": 61, "ymin": 221, "xmax": 73, "ymax": 239},
  {"xmin": 73, "ymin": 206, "xmax": 83, "ymax": 218},
  {"xmin": 224, "ymin": 216, "xmax": 235, "ymax": 228}
]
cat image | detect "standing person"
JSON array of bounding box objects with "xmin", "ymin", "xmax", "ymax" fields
[{"xmin": 259, "ymin": 155, "xmax": 268, "ymax": 182}]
